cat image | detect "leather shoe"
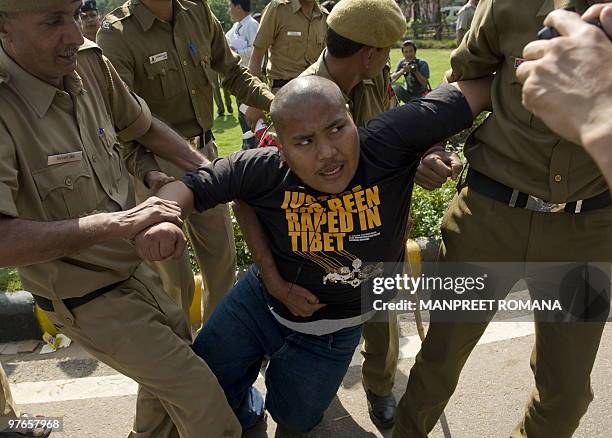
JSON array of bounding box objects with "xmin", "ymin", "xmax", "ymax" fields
[{"xmin": 365, "ymin": 389, "xmax": 396, "ymax": 430}]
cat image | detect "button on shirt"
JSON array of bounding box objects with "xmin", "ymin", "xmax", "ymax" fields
[
  {"xmin": 0, "ymin": 41, "xmax": 153, "ymax": 300},
  {"xmin": 225, "ymin": 14, "xmax": 259, "ymax": 67},
  {"xmin": 446, "ymin": 0, "xmax": 608, "ymax": 202},
  {"xmin": 97, "ymin": 0, "xmax": 273, "ymax": 139},
  {"xmin": 254, "ymin": 0, "xmax": 327, "ymax": 80}
]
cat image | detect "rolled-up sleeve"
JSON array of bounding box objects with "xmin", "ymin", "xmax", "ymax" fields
[{"xmin": 103, "ymin": 56, "xmax": 153, "ymax": 142}]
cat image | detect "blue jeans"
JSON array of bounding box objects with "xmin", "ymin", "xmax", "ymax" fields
[{"xmin": 192, "ymin": 266, "xmax": 363, "ymax": 433}]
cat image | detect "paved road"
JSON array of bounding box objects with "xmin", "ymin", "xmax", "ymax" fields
[{"xmin": 2, "ymin": 320, "xmax": 611, "ymax": 438}]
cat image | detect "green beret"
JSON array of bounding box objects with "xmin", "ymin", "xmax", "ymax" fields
[
  {"xmin": 327, "ymin": 0, "xmax": 406, "ymax": 48},
  {"xmin": 0, "ymin": 0, "xmax": 73, "ymax": 12}
]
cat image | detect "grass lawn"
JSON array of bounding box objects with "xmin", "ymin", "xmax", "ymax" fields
[{"xmin": 213, "ymin": 47, "xmax": 453, "ymax": 157}]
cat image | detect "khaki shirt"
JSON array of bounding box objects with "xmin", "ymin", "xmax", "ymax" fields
[
  {"xmin": 447, "ymin": 0, "xmax": 607, "ymax": 202},
  {"xmin": 254, "ymin": 0, "xmax": 327, "ymax": 81},
  {"xmin": 0, "ymin": 40, "xmax": 153, "ymax": 299},
  {"xmin": 300, "ymin": 50, "xmax": 393, "ymax": 128},
  {"xmin": 97, "ymin": 0, "xmax": 274, "ymax": 139}
]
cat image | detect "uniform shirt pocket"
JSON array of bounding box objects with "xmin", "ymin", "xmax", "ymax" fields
[
  {"xmin": 32, "ymin": 158, "xmax": 98, "ymax": 220},
  {"xmin": 285, "ymin": 31, "xmax": 305, "ymax": 62},
  {"xmin": 143, "ymin": 57, "xmax": 181, "ymax": 98},
  {"xmin": 196, "ymin": 44, "xmax": 214, "ymax": 85}
]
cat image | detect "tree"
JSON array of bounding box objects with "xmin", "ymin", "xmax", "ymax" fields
[{"xmin": 97, "ymin": 0, "xmax": 124, "ymax": 15}]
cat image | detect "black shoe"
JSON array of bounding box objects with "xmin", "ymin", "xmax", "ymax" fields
[{"xmin": 366, "ymin": 389, "xmax": 396, "ymax": 430}]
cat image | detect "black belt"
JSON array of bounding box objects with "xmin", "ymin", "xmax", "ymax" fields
[
  {"xmin": 467, "ymin": 170, "xmax": 611, "ymax": 213},
  {"xmin": 204, "ymin": 129, "xmax": 214, "ymax": 145},
  {"xmin": 272, "ymin": 79, "xmax": 292, "ymax": 89},
  {"xmin": 34, "ymin": 281, "xmax": 123, "ymax": 312}
]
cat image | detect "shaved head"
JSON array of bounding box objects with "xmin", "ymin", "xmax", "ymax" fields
[
  {"xmin": 269, "ymin": 75, "xmax": 360, "ymax": 194},
  {"xmin": 271, "ymin": 76, "xmax": 347, "ymax": 134}
]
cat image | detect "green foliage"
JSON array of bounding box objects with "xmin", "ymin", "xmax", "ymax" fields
[
  {"xmin": 0, "ymin": 268, "xmax": 22, "ymax": 292},
  {"xmin": 230, "ymin": 207, "xmax": 253, "ymax": 266},
  {"xmin": 97, "ymin": 0, "xmax": 124, "ymax": 15},
  {"xmin": 208, "ymin": 0, "xmax": 232, "ymax": 31},
  {"xmin": 408, "ymin": 39, "xmax": 457, "ymax": 50},
  {"xmin": 409, "ymin": 180, "xmax": 456, "ymax": 239}
]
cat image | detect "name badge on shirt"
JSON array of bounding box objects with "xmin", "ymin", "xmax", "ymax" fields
[
  {"xmin": 149, "ymin": 52, "xmax": 168, "ymax": 64},
  {"xmin": 47, "ymin": 151, "xmax": 83, "ymax": 166},
  {"xmin": 287, "ymin": 31, "xmax": 302, "ymax": 37}
]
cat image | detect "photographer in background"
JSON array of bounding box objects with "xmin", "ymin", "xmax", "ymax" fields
[{"xmin": 391, "ymin": 40, "xmax": 430, "ymax": 103}]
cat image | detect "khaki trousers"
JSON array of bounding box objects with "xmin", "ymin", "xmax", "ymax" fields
[
  {"xmin": 44, "ymin": 264, "xmax": 241, "ymax": 438},
  {"xmin": 361, "ymin": 314, "xmax": 400, "ymax": 396},
  {"xmin": 394, "ymin": 187, "xmax": 611, "ymax": 438},
  {"xmin": 135, "ymin": 139, "xmax": 236, "ymax": 321},
  {"xmin": 0, "ymin": 363, "xmax": 18, "ymax": 431}
]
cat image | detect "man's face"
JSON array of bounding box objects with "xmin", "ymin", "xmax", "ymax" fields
[
  {"xmin": 277, "ymin": 98, "xmax": 360, "ymax": 194},
  {"xmin": 80, "ymin": 9, "xmax": 100, "ymax": 40},
  {"xmin": 402, "ymin": 45, "xmax": 416, "ymax": 61},
  {"xmin": 228, "ymin": 2, "xmax": 239, "ymax": 22},
  {"xmin": 364, "ymin": 46, "xmax": 391, "ymax": 79},
  {"xmin": 0, "ymin": 1, "xmax": 84, "ymax": 88}
]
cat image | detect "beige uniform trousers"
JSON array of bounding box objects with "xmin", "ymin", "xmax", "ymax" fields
[
  {"xmin": 135, "ymin": 139, "xmax": 237, "ymax": 322},
  {"xmin": 361, "ymin": 314, "xmax": 400, "ymax": 397},
  {"xmin": 44, "ymin": 264, "xmax": 241, "ymax": 438},
  {"xmin": 0, "ymin": 363, "xmax": 19, "ymax": 431},
  {"xmin": 394, "ymin": 187, "xmax": 611, "ymax": 438}
]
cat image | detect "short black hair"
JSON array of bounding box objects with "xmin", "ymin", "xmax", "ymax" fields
[
  {"xmin": 325, "ymin": 28, "xmax": 364, "ymax": 59},
  {"xmin": 402, "ymin": 39, "xmax": 417, "ymax": 52},
  {"xmin": 230, "ymin": 0, "xmax": 251, "ymax": 13}
]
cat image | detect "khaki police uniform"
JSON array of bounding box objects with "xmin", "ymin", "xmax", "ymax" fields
[
  {"xmin": 0, "ymin": 364, "xmax": 18, "ymax": 431},
  {"xmin": 97, "ymin": 0, "xmax": 274, "ymax": 321},
  {"xmin": 300, "ymin": 50, "xmax": 400, "ymax": 398},
  {"xmin": 394, "ymin": 1, "xmax": 612, "ymax": 437},
  {"xmin": 254, "ymin": 0, "xmax": 327, "ymax": 88},
  {"xmin": 0, "ymin": 40, "xmax": 240, "ymax": 438}
]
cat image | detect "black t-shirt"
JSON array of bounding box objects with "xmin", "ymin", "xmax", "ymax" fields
[{"xmin": 181, "ymin": 84, "xmax": 473, "ymax": 333}]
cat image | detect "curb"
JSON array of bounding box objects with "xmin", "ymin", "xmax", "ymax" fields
[
  {"xmin": 0, "ymin": 240, "xmax": 440, "ymax": 343},
  {"xmin": 0, "ymin": 291, "xmax": 41, "ymax": 343}
]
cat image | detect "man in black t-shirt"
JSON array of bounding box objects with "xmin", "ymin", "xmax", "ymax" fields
[{"xmin": 134, "ymin": 75, "xmax": 489, "ymax": 433}]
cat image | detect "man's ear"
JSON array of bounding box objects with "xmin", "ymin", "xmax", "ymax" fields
[{"xmin": 360, "ymin": 46, "xmax": 378, "ymax": 69}]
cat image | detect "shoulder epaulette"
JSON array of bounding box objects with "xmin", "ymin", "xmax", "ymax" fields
[{"xmin": 100, "ymin": 3, "xmax": 132, "ymax": 31}]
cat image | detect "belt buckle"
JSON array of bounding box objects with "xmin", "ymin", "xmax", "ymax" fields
[
  {"xmin": 525, "ymin": 195, "xmax": 566, "ymax": 213},
  {"xmin": 189, "ymin": 135, "xmax": 202, "ymax": 149}
]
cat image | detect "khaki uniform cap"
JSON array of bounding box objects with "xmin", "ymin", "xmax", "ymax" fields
[
  {"xmin": 0, "ymin": 0, "xmax": 71, "ymax": 12},
  {"xmin": 327, "ymin": 0, "xmax": 406, "ymax": 48}
]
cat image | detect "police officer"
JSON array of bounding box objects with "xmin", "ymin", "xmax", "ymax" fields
[
  {"xmin": 394, "ymin": 0, "xmax": 612, "ymax": 437},
  {"xmin": 248, "ymin": 0, "xmax": 328, "ymax": 91},
  {"xmin": 0, "ymin": 1, "xmax": 240, "ymax": 436},
  {"xmin": 97, "ymin": 0, "xmax": 274, "ymax": 321},
  {"xmin": 80, "ymin": 0, "xmax": 100, "ymax": 41}
]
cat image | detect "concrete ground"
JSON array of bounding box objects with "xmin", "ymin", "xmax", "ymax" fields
[{"xmin": 2, "ymin": 316, "xmax": 611, "ymax": 438}]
